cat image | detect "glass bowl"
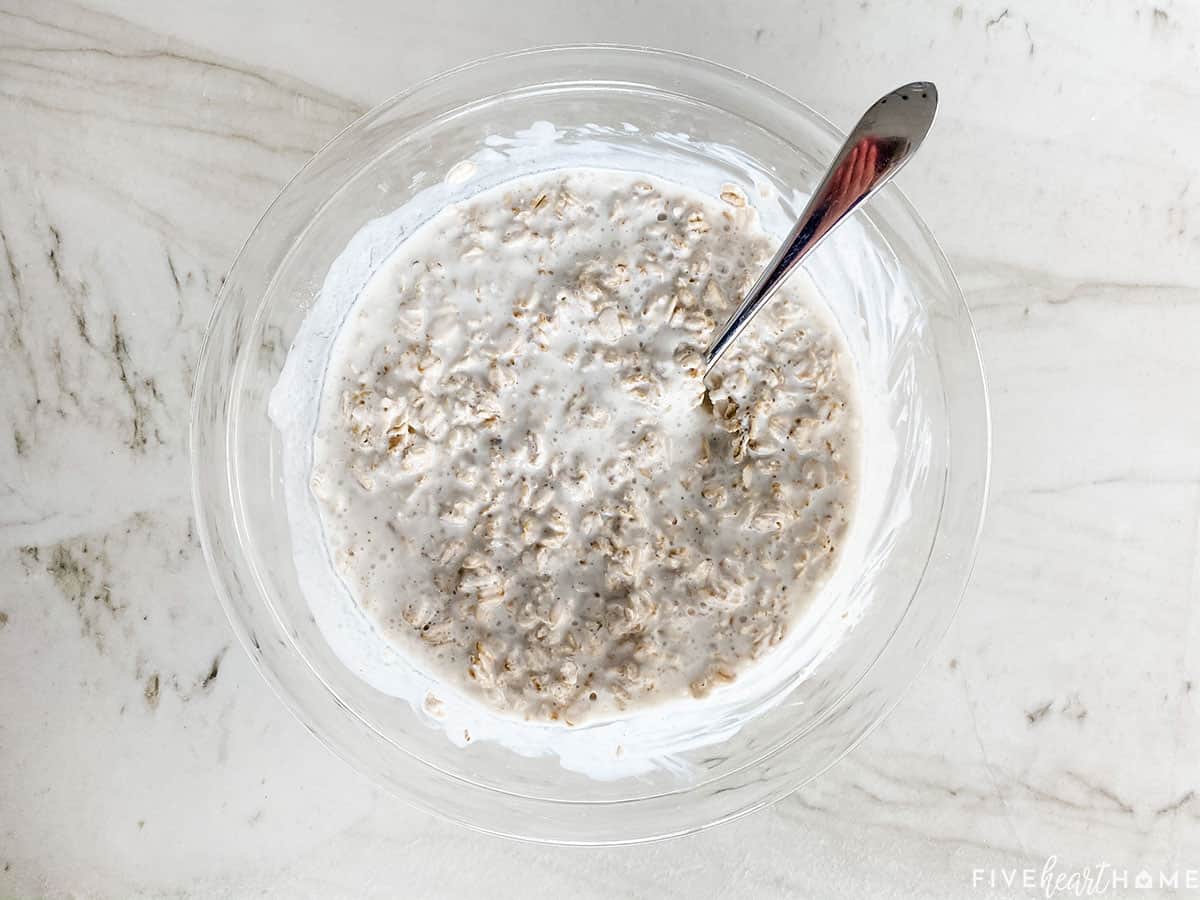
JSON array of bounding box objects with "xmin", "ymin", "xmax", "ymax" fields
[{"xmin": 190, "ymin": 45, "xmax": 989, "ymax": 845}]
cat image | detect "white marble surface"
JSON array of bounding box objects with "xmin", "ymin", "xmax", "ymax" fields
[{"xmin": 2, "ymin": 0, "xmax": 1199, "ymax": 896}]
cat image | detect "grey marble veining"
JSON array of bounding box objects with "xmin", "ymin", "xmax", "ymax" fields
[{"xmin": 2, "ymin": 0, "xmax": 1199, "ymax": 897}]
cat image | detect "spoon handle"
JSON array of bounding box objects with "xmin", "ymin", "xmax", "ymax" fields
[{"xmin": 703, "ymin": 82, "xmax": 938, "ymax": 374}]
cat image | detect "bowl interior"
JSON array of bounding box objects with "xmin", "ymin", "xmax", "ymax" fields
[{"xmin": 192, "ymin": 46, "xmax": 988, "ymax": 843}]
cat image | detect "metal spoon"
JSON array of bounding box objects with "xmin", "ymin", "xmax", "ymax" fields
[{"xmin": 704, "ymin": 82, "xmax": 938, "ymax": 374}]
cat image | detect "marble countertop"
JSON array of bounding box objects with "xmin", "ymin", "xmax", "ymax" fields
[{"xmin": 2, "ymin": 0, "xmax": 1198, "ymax": 896}]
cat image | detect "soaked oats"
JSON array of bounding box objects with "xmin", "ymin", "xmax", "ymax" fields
[{"xmin": 311, "ymin": 168, "xmax": 858, "ymax": 723}]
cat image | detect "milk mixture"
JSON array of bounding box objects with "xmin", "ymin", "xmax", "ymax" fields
[{"xmin": 310, "ymin": 168, "xmax": 859, "ymax": 724}]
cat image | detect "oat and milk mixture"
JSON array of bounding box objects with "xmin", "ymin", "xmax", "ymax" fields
[{"xmin": 311, "ymin": 168, "xmax": 858, "ymax": 724}]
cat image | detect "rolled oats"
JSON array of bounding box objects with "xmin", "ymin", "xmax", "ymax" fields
[{"xmin": 312, "ymin": 169, "xmax": 859, "ymax": 724}]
